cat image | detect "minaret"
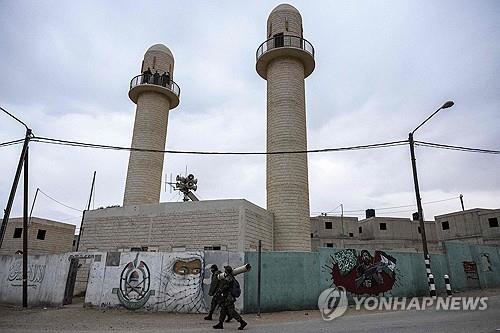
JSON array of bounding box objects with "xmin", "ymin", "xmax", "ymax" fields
[
  {"xmin": 123, "ymin": 44, "xmax": 180, "ymax": 206},
  {"xmin": 256, "ymin": 4, "xmax": 315, "ymax": 251}
]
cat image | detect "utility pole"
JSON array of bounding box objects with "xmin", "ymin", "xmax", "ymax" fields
[
  {"xmin": 409, "ymin": 132, "xmax": 429, "ymax": 259},
  {"xmin": 0, "ymin": 129, "xmax": 32, "ymax": 247},
  {"xmin": 0, "ymin": 107, "xmax": 32, "ymax": 309},
  {"xmin": 408, "ymin": 100, "xmax": 454, "ymax": 261},
  {"xmin": 76, "ymin": 171, "xmax": 96, "ymax": 251},
  {"xmin": 459, "ymin": 194, "xmax": 465, "ymax": 211},
  {"xmin": 340, "ymin": 204, "xmax": 344, "ymax": 248},
  {"xmin": 22, "ymin": 146, "xmax": 29, "ymax": 308}
]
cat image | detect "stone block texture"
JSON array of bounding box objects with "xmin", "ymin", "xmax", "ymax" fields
[
  {"xmin": 262, "ymin": 4, "xmax": 312, "ymax": 251},
  {"xmin": 0, "ymin": 217, "xmax": 75, "ymax": 255},
  {"xmin": 79, "ymin": 199, "xmax": 273, "ymax": 252},
  {"xmin": 123, "ymin": 44, "xmax": 176, "ymax": 206}
]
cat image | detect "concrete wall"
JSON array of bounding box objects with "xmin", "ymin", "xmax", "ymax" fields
[
  {"xmin": 0, "ymin": 254, "xmax": 71, "ymax": 306},
  {"xmin": 80, "ymin": 199, "xmax": 273, "ymax": 252},
  {"xmin": 84, "ymin": 250, "xmax": 246, "ymax": 313},
  {"xmin": 244, "ymin": 251, "xmax": 320, "ymax": 313},
  {"xmin": 0, "ymin": 217, "xmax": 75, "ymax": 256},
  {"xmin": 242, "ymin": 242, "xmax": 500, "ymax": 312}
]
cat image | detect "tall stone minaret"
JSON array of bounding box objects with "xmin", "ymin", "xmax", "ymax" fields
[
  {"xmin": 256, "ymin": 4, "xmax": 315, "ymax": 251},
  {"xmin": 123, "ymin": 44, "xmax": 180, "ymax": 206}
]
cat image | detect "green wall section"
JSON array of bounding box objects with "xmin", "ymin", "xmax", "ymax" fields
[
  {"xmin": 243, "ymin": 242, "xmax": 500, "ymax": 313},
  {"xmin": 244, "ymin": 251, "xmax": 321, "ymax": 312}
]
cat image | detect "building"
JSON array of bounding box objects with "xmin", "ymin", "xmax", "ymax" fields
[
  {"xmin": 79, "ymin": 199, "xmax": 273, "ymax": 252},
  {"xmin": 310, "ymin": 213, "xmax": 440, "ymax": 253},
  {"xmin": 435, "ymin": 208, "xmax": 500, "ymax": 246},
  {"xmin": 257, "ymin": 4, "xmax": 315, "ymax": 251},
  {"xmin": 0, "ymin": 217, "xmax": 75, "ymax": 256}
]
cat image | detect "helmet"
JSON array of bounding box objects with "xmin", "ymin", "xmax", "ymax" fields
[
  {"xmin": 224, "ymin": 265, "xmax": 233, "ymax": 274},
  {"xmin": 210, "ymin": 264, "xmax": 218, "ymax": 271}
]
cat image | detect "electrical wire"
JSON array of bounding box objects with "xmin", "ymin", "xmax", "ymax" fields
[
  {"xmin": 0, "ymin": 106, "xmax": 29, "ymax": 130},
  {"xmin": 0, "ymin": 138, "xmax": 25, "ymax": 148},
  {"xmin": 37, "ymin": 189, "xmax": 83, "ymax": 212},
  {"xmin": 314, "ymin": 196, "xmax": 460, "ymax": 215},
  {"xmin": 415, "ymin": 141, "xmax": 500, "ymax": 155},
  {"xmin": 31, "ymin": 136, "xmax": 409, "ymax": 155}
]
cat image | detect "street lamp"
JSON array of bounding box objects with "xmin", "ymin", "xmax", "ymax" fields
[{"xmin": 409, "ymin": 101, "xmax": 454, "ymax": 260}]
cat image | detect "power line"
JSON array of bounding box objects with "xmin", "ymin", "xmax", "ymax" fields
[
  {"xmin": 415, "ymin": 141, "xmax": 500, "ymax": 155},
  {"xmin": 0, "ymin": 106, "xmax": 29, "ymax": 130},
  {"xmin": 31, "ymin": 136, "xmax": 408, "ymax": 155},
  {"xmin": 37, "ymin": 189, "xmax": 83, "ymax": 212},
  {"xmin": 314, "ymin": 196, "xmax": 460, "ymax": 215},
  {"xmin": 0, "ymin": 138, "xmax": 25, "ymax": 148}
]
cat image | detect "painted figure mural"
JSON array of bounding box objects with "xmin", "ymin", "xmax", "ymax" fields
[
  {"xmin": 325, "ymin": 249, "xmax": 398, "ymax": 295},
  {"xmin": 113, "ymin": 252, "xmax": 207, "ymax": 312},
  {"xmin": 156, "ymin": 251, "xmax": 207, "ymax": 313}
]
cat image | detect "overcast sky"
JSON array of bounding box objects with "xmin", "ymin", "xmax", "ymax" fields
[{"xmin": 1, "ymin": 0, "xmax": 499, "ymax": 230}]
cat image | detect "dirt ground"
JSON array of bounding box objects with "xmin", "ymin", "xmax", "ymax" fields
[{"xmin": 1, "ymin": 288, "xmax": 499, "ymax": 332}]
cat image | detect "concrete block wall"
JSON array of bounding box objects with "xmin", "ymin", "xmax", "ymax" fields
[
  {"xmin": 0, "ymin": 253, "xmax": 71, "ymax": 306},
  {"xmin": 84, "ymin": 250, "xmax": 245, "ymax": 313},
  {"xmin": 242, "ymin": 242, "xmax": 500, "ymax": 312},
  {"xmin": 80, "ymin": 199, "xmax": 273, "ymax": 252}
]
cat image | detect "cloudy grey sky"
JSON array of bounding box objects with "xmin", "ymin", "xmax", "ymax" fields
[{"xmin": 1, "ymin": 0, "xmax": 499, "ymax": 230}]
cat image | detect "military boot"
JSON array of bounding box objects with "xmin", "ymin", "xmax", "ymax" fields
[
  {"xmin": 213, "ymin": 322, "xmax": 224, "ymax": 329},
  {"xmin": 238, "ymin": 320, "xmax": 247, "ymax": 330},
  {"xmin": 204, "ymin": 315, "xmax": 213, "ymax": 320}
]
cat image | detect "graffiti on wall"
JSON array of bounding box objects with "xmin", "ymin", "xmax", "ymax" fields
[
  {"xmin": 111, "ymin": 252, "xmax": 207, "ymax": 313},
  {"xmin": 7, "ymin": 261, "xmax": 46, "ymax": 288},
  {"xmin": 155, "ymin": 251, "xmax": 207, "ymax": 313},
  {"xmin": 115, "ymin": 253, "xmax": 153, "ymax": 310},
  {"xmin": 324, "ymin": 249, "xmax": 398, "ymax": 295}
]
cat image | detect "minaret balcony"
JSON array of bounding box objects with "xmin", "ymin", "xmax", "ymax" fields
[
  {"xmin": 129, "ymin": 73, "xmax": 180, "ymax": 108},
  {"xmin": 256, "ymin": 35, "xmax": 315, "ymax": 79}
]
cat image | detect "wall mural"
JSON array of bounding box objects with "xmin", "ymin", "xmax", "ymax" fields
[
  {"xmin": 116, "ymin": 253, "xmax": 153, "ymax": 310},
  {"xmin": 111, "ymin": 252, "xmax": 207, "ymax": 313},
  {"xmin": 324, "ymin": 249, "xmax": 398, "ymax": 295},
  {"xmin": 155, "ymin": 252, "xmax": 207, "ymax": 313}
]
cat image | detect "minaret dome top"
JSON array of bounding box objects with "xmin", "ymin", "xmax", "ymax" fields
[
  {"xmin": 267, "ymin": 3, "xmax": 303, "ymax": 38},
  {"xmin": 142, "ymin": 43, "xmax": 174, "ymax": 77}
]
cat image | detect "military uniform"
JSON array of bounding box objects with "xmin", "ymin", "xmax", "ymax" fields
[{"xmin": 213, "ymin": 266, "xmax": 247, "ymax": 330}]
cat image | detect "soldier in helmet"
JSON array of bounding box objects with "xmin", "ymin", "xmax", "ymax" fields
[
  {"xmin": 213, "ymin": 266, "xmax": 247, "ymax": 330},
  {"xmin": 205, "ymin": 264, "xmax": 222, "ymax": 320}
]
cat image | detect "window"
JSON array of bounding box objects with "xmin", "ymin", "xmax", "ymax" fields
[
  {"xmin": 488, "ymin": 218, "xmax": 499, "ymax": 228},
  {"xmin": 349, "ymin": 232, "xmax": 354, "ymax": 237},
  {"xmin": 72, "ymin": 239, "xmax": 76, "ymax": 246},
  {"xmin": 325, "ymin": 243, "xmax": 334, "ymax": 248},
  {"xmin": 358, "ymin": 227, "xmax": 363, "ymax": 234},
  {"xmin": 442, "ymin": 221, "xmax": 450, "ymax": 230},
  {"xmin": 418, "ymin": 226, "xmax": 421, "ymax": 234},
  {"xmin": 204, "ymin": 246, "xmax": 222, "ymax": 251},
  {"xmin": 379, "ymin": 223, "xmax": 387, "ymax": 231},
  {"xmin": 13, "ymin": 228, "xmax": 22, "ymax": 238},
  {"xmin": 130, "ymin": 246, "xmax": 148, "ymax": 252},
  {"xmin": 325, "ymin": 222, "xmax": 332, "ymax": 230},
  {"xmin": 36, "ymin": 229, "xmax": 46, "ymax": 240},
  {"xmin": 310, "ymin": 233, "xmax": 313, "ymax": 238}
]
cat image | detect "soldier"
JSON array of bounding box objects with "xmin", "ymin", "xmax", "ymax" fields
[
  {"xmin": 142, "ymin": 67, "xmax": 152, "ymax": 84},
  {"xmin": 205, "ymin": 265, "xmax": 232, "ymax": 322},
  {"xmin": 205, "ymin": 264, "xmax": 222, "ymax": 320},
  {"xmin": 213, "ymin": 266, "xmax": 247, "ymax": 330}
]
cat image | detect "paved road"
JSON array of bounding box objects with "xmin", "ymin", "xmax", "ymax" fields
[{"xmin": 1, "ymin": 295, "xmax": 499, "ymax": 332}]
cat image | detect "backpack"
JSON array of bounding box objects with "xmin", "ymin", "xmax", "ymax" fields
[{"xmin": 230, "ymin": 278, "xmax": 241, "ymax": 298}]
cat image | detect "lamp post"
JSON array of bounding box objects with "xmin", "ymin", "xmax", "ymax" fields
[{"xmin": 409, "ymin": 101, "xmax": 454, "ymax": 259}]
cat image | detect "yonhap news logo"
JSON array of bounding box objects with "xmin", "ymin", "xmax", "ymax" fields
[
  {"xmin": 317, "ymin": 286, "xmax": 348, "ymax": 321},
  {"xmin": 317, "ymin": 287, "xmax": 488, "ymax": 321}
]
